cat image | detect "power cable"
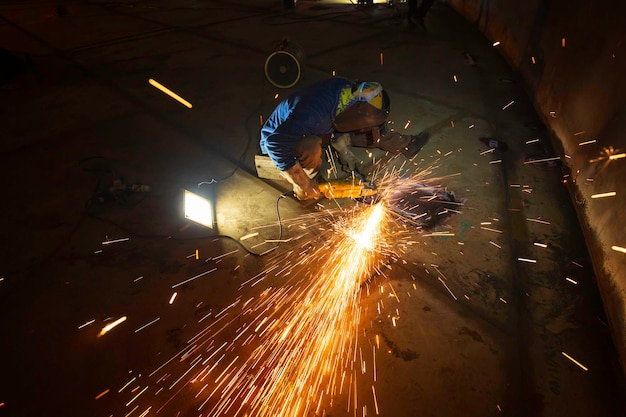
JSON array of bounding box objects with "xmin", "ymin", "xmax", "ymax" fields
[{"xmin": 79, "ymin": 156, "xmax": 297, "ymax": 257}]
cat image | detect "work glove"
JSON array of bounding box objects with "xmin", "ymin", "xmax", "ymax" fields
[
  {"xmin": 352, "ymin": 167, "xmax": 368, "ymax": 183},
  {"xmin": 331, "ymin": 133, "xmax": 360, "ymax": 172},
  {"xmin": 281, "ymin": 162, "xmax": 322, "ymax": 201}
]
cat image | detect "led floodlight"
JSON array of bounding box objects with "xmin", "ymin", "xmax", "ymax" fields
[{"xmin": 184, "ymin": 189, "xmax": 214, "ymax": 228}]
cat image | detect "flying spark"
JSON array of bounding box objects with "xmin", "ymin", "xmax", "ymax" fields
[
  {"xmin": 106, "ymin": 155, "xmax": 468, "ymax": 416},
  {"xmin": 481, "ymin": 227, "xmax": 503, "ymax": 233},
  {"xmin": 502, "ymin": 101, "xmax": 514, "ymax": 110},
  {"xmin": 132, "ymin": 202, "xmax": 395, "ymax": 417},
  {"xmin": 527, "ymin": 218, "xmax": 550, "ymax": 225},
  {"xmin": 591, "ymin": 192, "xmax": 616, "ymax": 199},
  {"xmin": 562, "ymin": 351, "xmax": 588, "ymax": 371},
  {"xmin": 95, "ymin": 389, "xmax": 110, "ymax": 400},
  {"xmin": 148, "ymin": 78, "xmax": 193, "ymax": 108},
  {"xmin": 438, "ymin": 277, "xmax": 457, "ymax": 300},
  {"xmin": 518, "ymin": 257, "xmax": 537, "ymax": 263},
  {"xmin": 589, "ymin": 146, "xmax": 625, "ymax": 166},
  {"xmin": 240, "ymin": 232, "xmax": 259, "ymax": 241},
  {"xmin": 78, "ymin": 319, "xmax": 95, "ymax": 329},
  {"xmin": 523, "ymin": 156, "xmax": 560, "ymax": 165},
  {"xmin": 119, "ymin": 377, "xmax": 136, "ymax": 393},
  {"xmin": 102, "ymin": 237, "xmax": 129, "ymax": 245},
  {"xmin": 98, "ymin": 316, "xmax": 127, "ymax": 337},
  {"xmin": 171, "ymin": 268, "xmax": 217, "ymax": 289},
  {"xmin": 489, "ymin": 241, "xmax": 501, "ymax": 249}
]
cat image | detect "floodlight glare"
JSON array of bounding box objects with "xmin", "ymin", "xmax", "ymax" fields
[{"xmin": 184, "ymin": 189, "xmax": 214, "ymax": 228}]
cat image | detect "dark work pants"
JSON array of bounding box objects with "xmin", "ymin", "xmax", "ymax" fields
[{"xmin": 407, "ymin": 0, "xmax": 435, "ymax": 19}]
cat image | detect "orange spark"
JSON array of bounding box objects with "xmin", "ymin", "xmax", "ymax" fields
[
  {"xmin": 95, "ymin": 389, "xmax": 110, "ymax": 400},
  {"xmin": 98, "ymin": 316, "xmax": 127, "ymax": 337},
  {"xmin": 168, "ymin": 203, "xmax": 390, "ymax": 417},
  {"xmin": 562, "ymin": 351, "xmax": 588, "ymax": 371},
  {"xmin": 148, "ymin": 79, "xmax": 192, "ymax": 108}
]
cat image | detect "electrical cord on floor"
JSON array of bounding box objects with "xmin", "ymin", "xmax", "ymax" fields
[
  {"xmin": 78, "ymin": 157, "xmax": 298, "ymax": 257},
  {"xmin": 83, "ymin": 187, "xmax": 297, "ymax": 258},
  {"xmin": 272, "ymin": 190, "xmax": 296, "ymax": 245}
]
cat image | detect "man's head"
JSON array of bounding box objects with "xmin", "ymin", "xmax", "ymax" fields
[
  {"xmin": 333, "ymin": 81, "xmax": 390, "ymax": 132},
  {"xmin": 353, "ymin": 81, "xmax": 386, "ymax": 109}
]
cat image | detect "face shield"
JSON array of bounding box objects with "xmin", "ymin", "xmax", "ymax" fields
[{"xmin": 333, "ymin": 83, "xmax": 390, "ymax": 133}]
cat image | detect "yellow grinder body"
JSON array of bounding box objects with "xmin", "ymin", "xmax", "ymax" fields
[{"xmin": 317, "ymin": 181, "xmax": 378, "ymax": 199}]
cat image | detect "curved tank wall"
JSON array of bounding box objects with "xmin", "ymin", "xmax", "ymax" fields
[{"xmin": 447, "ymin": 0, "xmax": 626, "ymax": 373}]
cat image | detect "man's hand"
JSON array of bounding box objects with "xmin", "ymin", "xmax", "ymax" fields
[
  {"xmin": 281, "ymin": 162, "xmax": 322, "ymax": 201},
  {"xmin": 294, "ymin": 183, "xmax": 321, "ymax": 201}
]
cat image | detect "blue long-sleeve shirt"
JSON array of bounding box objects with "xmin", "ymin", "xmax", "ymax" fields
[{"xmin": 260, "ymin": 77, "xmax": 351, "ymax": 171}]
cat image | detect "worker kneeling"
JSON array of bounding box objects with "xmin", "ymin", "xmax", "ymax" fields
[{"xmin": 260, "ymin": 77, "xmax": 429, "ymax": 200}]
